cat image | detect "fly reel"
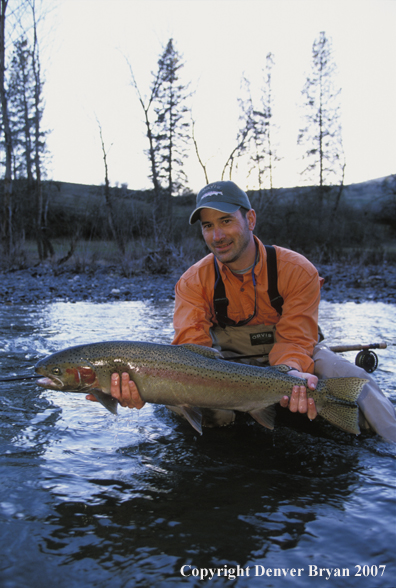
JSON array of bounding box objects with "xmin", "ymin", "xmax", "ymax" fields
[
  {"xmin": 330, "ymin": 342, "xmax": 387, "ymax": 373},
  {"xmin": 355, "ymin": 349, "xmax": 379, "ymax": 373}
]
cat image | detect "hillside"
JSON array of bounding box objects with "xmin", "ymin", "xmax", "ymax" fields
[
  {"xmin": 2, "ymin": 175, "xmax": 395, "ymax": 270},
  {"xmin": 43, "ymin": 176, "xmax": 393, "ymax": 217}
]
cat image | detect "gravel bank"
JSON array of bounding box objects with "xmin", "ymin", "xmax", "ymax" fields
[{"xmin": 0, "ymin": 262, "xmax": 395, "ymax": 305}]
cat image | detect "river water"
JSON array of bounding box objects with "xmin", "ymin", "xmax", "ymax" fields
[{"xmin": 0, "ymin": 300, "xmax": 395, "ymax": 588}]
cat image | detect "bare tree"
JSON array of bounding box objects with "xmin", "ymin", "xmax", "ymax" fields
[
  {"xmin": 221, "ymin": 125, "xmax": 250, "ymax": 182},
  {"xmin": 8, "ymin": 37, "xmax": 34, "ymax": 181},
  {"xmin": 127, "ymin": 39, "xmax": 192, "ymax": 238},
  {"xmin": 298, "ymin": 32, "xmax": 345, "ymax": 206},
  {"xmin": 1, "ymin": 0, "xmax": 52, "ymax": 260},
  {"xmin": 29, "ymin": 0, "xmax": 52, "ymax": 259},
  {"xmin": 258, "ymin": 53, "xmax": 278, "ymax": 196},
  {"xmin": 0, "ymin": 0, "xmax": 13, "ymax": 254},
  {"xmin": 232, "ymin": 53, "xmax": 279, "ymax": 203},
  {"xmin": 97, "ymin": 118, "xmax": 125, "ymax": 255},
  {"xmin": 152, "ymin": 39, "xmax": 191, "ymax": 205},
  {"xmin": 236, "ymin": 76, "xmax": 264, "ymax": 189},
  {"xmin": 191, "ymin": 118, "xmax": 209, "ymax": 185},
  {"xmin": 126, "ymin": 57, "xmax": 162, "ymax": 212}
]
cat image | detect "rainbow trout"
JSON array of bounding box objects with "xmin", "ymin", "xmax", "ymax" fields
[{"xmin": 35, "ymin": 341, "xmax": 367, "ymax": 435}]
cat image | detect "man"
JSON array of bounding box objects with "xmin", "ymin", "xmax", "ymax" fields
[{"xmin": 88, "ymin": 181, "xmax": 396, "ymax": 442}]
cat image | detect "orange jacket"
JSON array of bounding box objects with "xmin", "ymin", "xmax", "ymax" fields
[{"xmin": 172, "ymin": 237, "xmax": 323, "ymax": 373}]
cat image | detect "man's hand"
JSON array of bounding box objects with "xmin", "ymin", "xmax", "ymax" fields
[
  {"xmin": 279, "ymin": 370, "xmax": 318, "ymax": 420},
  {"xmin": 86, "ymin": 372, "xmax": 145, "ymax": 409}
]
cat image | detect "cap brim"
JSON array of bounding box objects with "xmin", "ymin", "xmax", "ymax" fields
[{"xmin": 189, "ymin": 203, "xmax": 240, "ymax": 224}]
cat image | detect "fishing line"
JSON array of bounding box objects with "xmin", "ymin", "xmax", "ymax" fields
[{"xmin": 0, "ymin": 374, "xmax": 41, "ymax": 382}]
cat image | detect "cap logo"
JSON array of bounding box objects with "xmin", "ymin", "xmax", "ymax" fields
[{"xmin": 201, "ymin": 190, "xmax": 223, "ymax": 200}]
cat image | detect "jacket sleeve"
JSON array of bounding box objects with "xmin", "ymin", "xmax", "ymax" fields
[
  {"xmin": 268, "ymin": 263, "xmax": 321, "ymax": 373},
  {"xmin": 172, "ymin": 275, "xmax": 214, "ymax": 347}
]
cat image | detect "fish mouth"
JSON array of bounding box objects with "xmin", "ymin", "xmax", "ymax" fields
[{"xmin": 36, "ymin": 376, "xmax": 64, "ymax": 390}]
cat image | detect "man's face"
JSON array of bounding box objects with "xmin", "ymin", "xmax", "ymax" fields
[{"xmin": 200, "ymin": 208, "xmax": 256, "ymax": 266}]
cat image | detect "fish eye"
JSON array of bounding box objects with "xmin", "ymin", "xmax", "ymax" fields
[{"xmin": 51, "ymin": 367, "xmax": 62, "ymax": 376}]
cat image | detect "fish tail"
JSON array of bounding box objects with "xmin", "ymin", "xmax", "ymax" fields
[{"xmin": 318, "ymin": 376, "xmax": 367, "ymax": 435}]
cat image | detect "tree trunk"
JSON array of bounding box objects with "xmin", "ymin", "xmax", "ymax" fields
[
  {"xmin": 32, "ymin": 0, "xmax": 53, "ymax": 260},
  {"xmin": 0, "ymin": 0, "xmax": 13, "ymax": 255},
  {"xmin": 98, "ymin": 120, "xmax": 125, "ymax": 255}
]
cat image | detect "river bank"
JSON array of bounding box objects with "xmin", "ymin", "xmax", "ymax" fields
[{"xmin": 0, "ymin": 261, "xmax": 395, "ymax": 305}]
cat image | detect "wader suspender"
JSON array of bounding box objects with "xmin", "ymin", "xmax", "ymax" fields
[
  {"xmin": 213, "ymin": 244, "xmax": 284, "ymax": 328},
  {"xmin": 265, "ymin": 245, "xmax": 284, "ymax": 316}
]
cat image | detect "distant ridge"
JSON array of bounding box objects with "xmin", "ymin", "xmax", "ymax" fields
[{"xmin": 41, "ymin": 176, "xmax": 392, "ymax": 215}]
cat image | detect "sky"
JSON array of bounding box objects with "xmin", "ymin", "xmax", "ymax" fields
[{"xmin": 29, "ymin": 0, "xmax": 396, "ymax": 192}]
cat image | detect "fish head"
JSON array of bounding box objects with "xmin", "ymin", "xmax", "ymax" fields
[{"xmin": 35, "ymin": 350, "xmax": 99, "ymax": 393}]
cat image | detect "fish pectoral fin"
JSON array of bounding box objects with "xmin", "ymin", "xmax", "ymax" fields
[
  {"xmin": 249, "ymin": 405, "xmax": 277, "ymax": 430},
  {"xmin": 91, "ymin": 389, "xmax": 118, "ymax": 415},
  {"xmin": 178, "ymin": 405, "xmax": 203, "ymax": 435}
]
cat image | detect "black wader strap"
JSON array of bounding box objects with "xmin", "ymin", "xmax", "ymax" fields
[
  {"xmin": 265, "ymin": 245, "xmax": 284, "ymax": 316},
  {"xmin": 213, "ymin": 257, "xmax": 229, "ymax": 328}
]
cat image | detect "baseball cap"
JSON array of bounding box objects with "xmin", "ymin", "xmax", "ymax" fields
[{"xmin": 189, "ymin": 181, "xmax": 252, "ymax": 224}]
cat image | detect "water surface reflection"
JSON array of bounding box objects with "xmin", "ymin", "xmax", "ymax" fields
[{"xmin": 0, "ymin": 300, "xmax": 395, "ymax": 588}]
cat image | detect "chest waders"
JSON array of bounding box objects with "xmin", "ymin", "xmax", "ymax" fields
[{"xmin": 210, "ymin": 245, "xmax": 283, "ymax": 366}]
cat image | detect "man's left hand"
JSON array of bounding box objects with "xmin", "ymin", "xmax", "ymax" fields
[{"xmin": 279, "ymin": 370, "xmax": 318, "ymax": 420}]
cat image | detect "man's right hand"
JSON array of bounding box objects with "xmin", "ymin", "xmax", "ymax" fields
[
  {"xmin": 279, "ymin": 370, "xmax": 318, "ymax": 420},
  {"xmin": 86, "ymin": 372, "xmax": 145, "ymax": 409}
]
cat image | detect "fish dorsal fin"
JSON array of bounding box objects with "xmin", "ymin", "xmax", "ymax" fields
[
  {"xmin": 91, "ymin": 389, "xmax": 118, "ymax": 415},
  {"xmin": 249, "ymin": 405, "xmax": 277, "ymax": 430},
  {"xmin": 178, "ymin": 405, "xmax": 203, "ymax": 435},
  {"xmin": 179, "ymin": 344, "xmax": 223, "ymax": 360}
]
